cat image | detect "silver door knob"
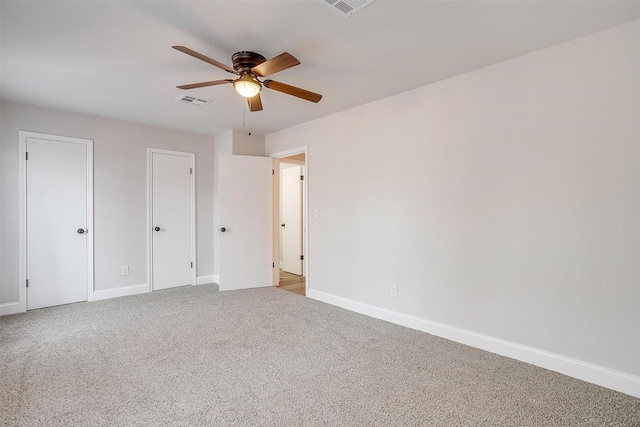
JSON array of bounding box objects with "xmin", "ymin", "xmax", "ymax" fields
[
  {"xmin": 220, "ymin": 227, "xmax": 226, "ymax": 232},
  {"xmin": 77, "ymin": 228, "xmax": 85, "ymax": 234},
  {"xmin": 154, "ymin": 226, "xmax": 160, "ymax": 232}
]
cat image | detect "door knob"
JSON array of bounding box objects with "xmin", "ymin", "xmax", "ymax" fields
[
  {"xmin": 220, "ymin": 227, "xmax": 226, "ymax": 232},
  {"xmin": 77, "ymin": 228, "xmax": 85, "ymax": 234},
  {"xmin": 281, "ymin": 223, "xmax": 286, "ymax": 227},
  {"xmin": 154, "ymin": 226, "xmax": 160, "ymax": 232}
]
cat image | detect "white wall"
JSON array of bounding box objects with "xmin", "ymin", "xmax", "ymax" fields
[
  {"xmin": 0, "ymin": 100, "xmax": 215, "ymax": 305},
  {"xmin": 266, "ymin": 20, "xmax": 640, "ymax": 386}
]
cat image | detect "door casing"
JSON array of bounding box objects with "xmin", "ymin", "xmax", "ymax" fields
[
  {"xmin": 271, "ymin": 146, "xmax": 309, "ymax": 292},
  {"xmin": 18, "ymin": 131, "xmax": 94, "ymax": 313}
]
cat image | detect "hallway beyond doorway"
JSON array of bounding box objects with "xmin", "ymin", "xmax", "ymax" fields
[{"xmin": 279, "ymin": 269, "xmax": 305, "ymax": 296}]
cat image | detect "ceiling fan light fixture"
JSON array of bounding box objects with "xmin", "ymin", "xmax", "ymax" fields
[
  {"xmin": 233, "ymin": 74, "xmax": 262, "ymax": 98},
  {"xmin": 174, "ymin": 47, "xmax": 323, "ymax": 108}
]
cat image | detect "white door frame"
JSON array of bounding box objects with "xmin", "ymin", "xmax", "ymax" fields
[
  {"xmin": 147, "ymin": 148, "xmax": 196, "ymax": 291},
  {"xmin": 270, "ymin": 146, "xmax": 309, "ymax": 292},
  {"xmin": 18, "ymin": 131, "xmax": 94, "ymax": 313}
]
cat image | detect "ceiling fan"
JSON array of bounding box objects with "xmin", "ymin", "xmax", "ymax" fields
[{"xmin": 173, "ymin": 46, "xmax": 322, "ymax": 112}]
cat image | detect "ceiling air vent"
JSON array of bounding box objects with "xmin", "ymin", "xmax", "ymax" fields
[
  {"xmin": 176, "ymin": 95, "xmax": 210, "ymax": 107},
  {"xmin": 322, "ymin": 0, "xmax": 375, "ymax": 17}
]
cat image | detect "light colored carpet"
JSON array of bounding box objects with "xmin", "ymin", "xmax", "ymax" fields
[{"xmin": 1, "ymin": 284, "xmax": 638, "ymax": 426}]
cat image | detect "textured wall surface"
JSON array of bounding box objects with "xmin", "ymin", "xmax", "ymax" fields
[{"xmin": 266, "ymin": 21, "xmax": 640, "ymax": 376}]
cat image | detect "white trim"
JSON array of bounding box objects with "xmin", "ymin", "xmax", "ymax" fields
[
  {"xmin": 19, "ymin": 131, "xmax": 94, "ymax": 314},
  {"xmin": 270, "ymin": 158, "xmax": 279, "ymax": 287},
  {"xmin": 19, "ymin": 134, "xmax": 27, "ymax": 313},
  {"xmin": 196, "ymin": 275, "xmax": 215, "ymax": 285},
  {"xmin": 270, "ymin": 146, "xmax": 309, "ymax": 294},
  {"xmin": 147, "ymin": 148, "xmax": 197, "ymax": 292},
  {"xmin": 213, "ymin": 275, "xmax": 220, "ymax": 284},
  {"xmin": 307, "ymin": 288, "xmax": 640, "ymax": 398},
  {"xmin": 0, "ymin": 302, "xmax": 22, "ymax": 316},
  {"xmin": 93, "ymin": 284, "xmax": 149, "ymax": 301},
  {"xmin": 146, "ymin": 150, "xmax": 153, "ymax": 294},
  {"xmin": 270, "ymin": 147, "xmax": 308, "ymax": 159}
]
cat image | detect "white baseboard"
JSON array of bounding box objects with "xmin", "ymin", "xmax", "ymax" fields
[
  {"xmin": 213, "ymin": 275, "xmax": 220, "ymax": 285},
  {"xmin": 307, "ymin": 289, "xmax": 640, "ymax": 398},
  {"xmin": 196, "ymin": 275, "xmax": 215, "ymax": 285},
  {"xmin": 93, "ymin": 284, "xmax": 149, "ymax": 301},
  {"xmin": 0, "ymin": 301, "xmax": 23, "ymax": 316}
]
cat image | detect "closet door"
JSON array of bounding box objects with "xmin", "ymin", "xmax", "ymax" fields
[
  {"xmin": 149, "ymin": 149, "xmax": 195, "ymax": 291},
  {"xmin": 26, "ymin": 135, "xmax": 90, "ymax": 310}
]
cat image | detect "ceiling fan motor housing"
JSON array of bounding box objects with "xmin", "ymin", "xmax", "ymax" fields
[{"xmin": 232, "ymin": 51, "xmax": 266, "ymax": 75}]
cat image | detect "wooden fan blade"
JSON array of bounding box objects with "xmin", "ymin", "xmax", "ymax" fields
[
  {"xmin": 248, "ymin": 93, "xmax": 263, "ymax": 112},
  {"xmin": 263, "ymin": 80, "xmax": 322, "ymax": 103},
  {"xmin": 252, "ymin": 52, "xmax": 300, "ymax": 77},
  {"xmin": 173, "ymin": 46, "xmax": 237, "ymax": 74},
  {"xmin": 177, "ymin": 79, "xmax": 233, "ymax": 90}
]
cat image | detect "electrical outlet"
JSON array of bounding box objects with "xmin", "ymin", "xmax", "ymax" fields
[
  {"xmin": 390, "ymin": 285, "xmax": 398, "ymax": 297},
  {"xmin": 121, "ymin": 266, "xmax": 129, "ymax": 276}
]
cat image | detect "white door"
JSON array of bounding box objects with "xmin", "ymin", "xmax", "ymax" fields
[
  {"xmin": 26, "ymin": 137, "xmax": 89, "ymax": 310},
  {"xmin": 281, "ymin": 165, "xmax": 303, "ymax": 275},
  {"xmin": 218, "ymin": 154, "xmax": 272, "ymax": 291},
  {"xmin": 150, "ymin": 150, "xmax": 195, "ymax": 291}
]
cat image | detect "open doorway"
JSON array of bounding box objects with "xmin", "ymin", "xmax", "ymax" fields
[{"xmin": 275, "ymin": 152, "xmax": 306, "ymax": 296}]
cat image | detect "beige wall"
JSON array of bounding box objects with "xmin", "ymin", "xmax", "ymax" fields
[
  {"xmin": 283, "ymin": 153, "xmax": 305, "ymax": 163},
  {"xmin": 266, "ymin": 21, "xmax": 640, "ymax": 379},
  {"xmin": 0, "ymin": 101, "xmax": 215, "ymax": 303}
]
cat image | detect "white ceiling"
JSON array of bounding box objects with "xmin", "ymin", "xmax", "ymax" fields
[{"xmin": 1, "ymin": 1, "xmax": 638, "ymax": 137}]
